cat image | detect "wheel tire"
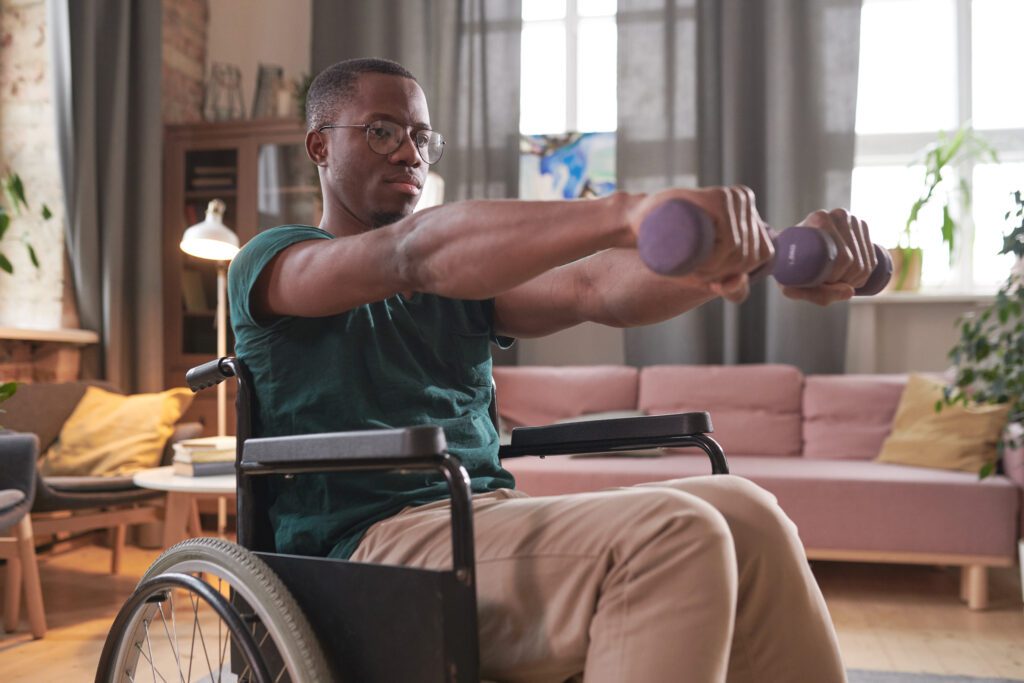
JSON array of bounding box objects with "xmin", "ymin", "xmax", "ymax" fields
[{"xmin": 125, "ymin": 537, "xmax": 333, "ymax": 682}]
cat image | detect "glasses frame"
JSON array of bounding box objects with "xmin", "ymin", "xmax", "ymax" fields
[{"xmin": 317, "ymin": 120, "xmax": 445, "ymax": 165}]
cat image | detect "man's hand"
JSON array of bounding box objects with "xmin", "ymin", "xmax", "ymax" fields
[
  {"xmin": 627, "ymin": 185, "xmax": 774, "ymax": 303},
  {"xmin": 780, "ymin": 209, "xmax": 877, "ymax": 306}
]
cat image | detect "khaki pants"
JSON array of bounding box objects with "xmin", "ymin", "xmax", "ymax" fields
[{"xmin": 350, "ymin": 475, "xmax": 846, "ymax": 683}]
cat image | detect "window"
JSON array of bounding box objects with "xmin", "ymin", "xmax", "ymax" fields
[
  {"xmin": 851, "ymin": 0, "xmax": 1024, "ymax": 291},
  {"xmin": 519, "ymin": 0, "xmax": 618, "ymax": 135}
]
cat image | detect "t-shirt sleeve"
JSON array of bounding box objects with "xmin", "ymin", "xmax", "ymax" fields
[
  {"xmin": 228, "ymin": 226, "xmax": 333, "ymax": 329},
  {"xmin": 481, "ymin": 297, "xmax": 516, "ymax": 350}
]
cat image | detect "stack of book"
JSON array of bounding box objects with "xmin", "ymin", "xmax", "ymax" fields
[{"xmin": 172, "ymin": 436, "xmax": 236, "ymax": 477}]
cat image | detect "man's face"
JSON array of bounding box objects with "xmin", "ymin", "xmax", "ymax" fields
[{"xmin": 319, "ymin": 73, "xmax": 432, "ymax": 228}]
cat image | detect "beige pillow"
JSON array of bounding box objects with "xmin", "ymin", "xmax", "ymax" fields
[
  {"xmin": 39, "ymin": 386, "xmax": 194, "ymax": 477},
  {"xmin": 875, "ymin": 374, "xmax": 1009, "ymax": 473}
]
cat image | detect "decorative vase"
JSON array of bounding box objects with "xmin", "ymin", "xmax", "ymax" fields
[{"xmin": 887, "ymin": 247, "xmax": 923, "ymax": 292}]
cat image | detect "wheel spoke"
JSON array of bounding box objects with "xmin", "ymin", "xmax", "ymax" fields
[
  {"xmin": 156, "ymin": 602, "xmax": 186, "ymax": 683},
  {"xmin": 190, "ymin": 592, "xmax": 217, "ymax": 683},
  {"xmin": 133, "ymin": 641, "xmax": 171, "ymax": 683},
  {"xmin": 169, "ymin": 591, "xmax": 184, "ymax": 682}
]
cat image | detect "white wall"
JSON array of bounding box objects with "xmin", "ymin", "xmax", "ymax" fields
[
  {"xmin": 846, "ymin": 295, "xmax": 995, "ymax": 374},
  {"xmin": 206, "ymin": 0, "xmax": 312, "ymax": 116}
]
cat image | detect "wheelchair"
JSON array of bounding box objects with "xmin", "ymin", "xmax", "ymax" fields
[{"xmin": 95, "ymin": 356, "xmax": 729, "ymax": 682}]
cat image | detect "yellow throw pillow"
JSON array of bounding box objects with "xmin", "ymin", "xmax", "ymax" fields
[
  {"xmin": 875, "ymin": 374, "xmax": 1010, "ymax": 473},
  {"xmin": 39, "ymin": 386, "xmax": 193, "ymax": 477}
]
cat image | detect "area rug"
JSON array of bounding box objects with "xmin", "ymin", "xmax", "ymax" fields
[{"xmin": 849, "ymin": 671, "xmax": 1024, "ymax": 683}]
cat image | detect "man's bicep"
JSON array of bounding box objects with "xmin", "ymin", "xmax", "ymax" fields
[
  {"xmin": 258, "ymin": 233, "xmax": 406, "ymax": 319},
  {"xmin": 493, "ymin": 265, "xmax": 588, "ymax": 339}
]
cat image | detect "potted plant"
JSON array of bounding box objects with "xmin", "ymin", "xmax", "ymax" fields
[
  {"xmin": 0, "ymin": 171, "xmax": 52, "ymax": 275},
  {"xmin": 942, "ymin": 189, "xmax": 1024, "ymax": 478},
  {"xmin": 894, "ymin": 124, "xmax": 998, "ymax": 291}
]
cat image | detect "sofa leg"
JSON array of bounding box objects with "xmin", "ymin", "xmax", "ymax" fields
[
  {"xmin": 110, "ymin": 524, "xmax": 126, "ymax": 575},
  {"xmin": 3, "ymin": 553, "xmax": 22, "ymax": 632},
  {"xmin": 962, "ymin": 565, "xmax": 989, "ymax": 610}
]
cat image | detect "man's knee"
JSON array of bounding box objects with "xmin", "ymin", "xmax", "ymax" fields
[{"xmin": 619, "ymin": 488, "xmax": 735, "ymax": 559}]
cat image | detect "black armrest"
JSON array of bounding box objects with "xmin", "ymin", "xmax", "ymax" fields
[
  {"xmin": 237, "ymin": 425, "xmax": 476, "ymax": 578},
  {"xmin": 498, "ymin": 412, "xmax": 729, "ymax": 474},
  {"xmin": 240, "ymin": 426, "xmax": 447, "ymax": 474}
]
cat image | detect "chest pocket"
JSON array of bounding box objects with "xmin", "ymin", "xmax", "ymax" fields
[{"xmin": 453, "ymin": 332, "xmax": 493, "ymax": 388}]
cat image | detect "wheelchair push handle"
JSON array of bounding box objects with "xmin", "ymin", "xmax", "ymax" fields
[
  {"xmin": 185, "ymin": 357, "xmax": 237, "ymax": 392},
  {"xmin": 636, "ymin": 198, "xmax": 892, "ymax": 295}
]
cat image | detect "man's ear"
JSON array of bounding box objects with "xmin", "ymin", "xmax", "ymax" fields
[{"xmin": 306, "ymin": 130, "xmax": 328, "ymax": 167}]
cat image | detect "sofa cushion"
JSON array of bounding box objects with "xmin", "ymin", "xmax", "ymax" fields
[
  {"xmin": 876, "ymin": 374, "xmax": 1009, "ymax": 473},
  {"xmin": 803, "ymin": 374, "xmax": 906, "ymax": 460},
  {"xmin": 38, "ymin": 386, "xmax": 193, "ymax": 477},
  {"xmin": 493, "ymin": 366, "xmax": 638, "ymax": 428},
  {"xmin": 1, "ymin": 382, "xmax": 91, "ymax": 452},
  {"xmin": 502, "ymin": 455, "xmax": 1020, "ymax": 559},
  {"xmin": 639, "ymin": 365, "xmax": 804, "ymax": 457}
]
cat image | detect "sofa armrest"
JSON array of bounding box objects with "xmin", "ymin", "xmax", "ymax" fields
[
  {"xmin": 498, "ymin": 412, "xmax": 729, "ymax": 474},
  {"xmin": 1004, "ymin": 446, "xmax": 1024, "ymax": 490},
  {"xmin": 0, "ymin": 432, "xmax": 39, "ymax": 499},
  {"xmin": 159, "ymin": 421, "xmax": 205, "ymax": 466}
]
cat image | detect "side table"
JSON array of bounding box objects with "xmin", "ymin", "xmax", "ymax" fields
[{"xmin": 133, "ymin": 466, "xmax": 236, "ymax": 548}]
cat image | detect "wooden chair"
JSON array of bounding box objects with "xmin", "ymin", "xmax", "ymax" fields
[{"xmin": 0, "ymin": 432, "xmax": 46, "ymax": 638}]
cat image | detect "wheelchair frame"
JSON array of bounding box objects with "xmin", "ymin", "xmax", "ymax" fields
[{"xmin": 99, "ymin": 356, "xmax": 729, "ymax": 682}]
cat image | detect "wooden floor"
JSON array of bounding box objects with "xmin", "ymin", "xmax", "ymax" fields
[{"xmin": 1, "ymin": 543, "xmax": 1022, "ymax": 681}]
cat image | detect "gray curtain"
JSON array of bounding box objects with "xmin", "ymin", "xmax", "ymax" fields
[
  {"xmin": 311, "ymin": 0, "xmax": 522, "ymax": 201},
  {"xmin": 49, "ymin": 0, "xmax": 164, "ymax": 392},
  {"xmin": 618, "ymin": 0, "xmax": 862, "ymax": 373}
]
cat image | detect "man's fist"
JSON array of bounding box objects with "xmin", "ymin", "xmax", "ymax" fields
[
  {"xmin": 780, "ymin": 209, "xmax": 876, "ymax": 306},
  {"xmin": 628, "ymin": 185, "xmax": 774, "ymax": 303}
]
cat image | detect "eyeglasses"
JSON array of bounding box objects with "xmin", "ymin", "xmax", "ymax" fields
[{"xmin": 317, "ymin": 119, "xmax": 445, "ymax": 165}]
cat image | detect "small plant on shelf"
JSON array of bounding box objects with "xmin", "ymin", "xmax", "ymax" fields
[
  {"xmin": 942, "ymin": 190, "xmax": 1024, "ymax": 478},
  {"xmin": 895, "ymin": 124, "xmax": 998, "ymax": 290},
  {"xmin": 0, "ymin": 171, "xmax": 52, "ymax": 275}
]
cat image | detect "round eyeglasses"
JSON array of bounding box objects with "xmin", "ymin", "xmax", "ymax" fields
[{"xmin": 317, "ymin": 119, "xmax": 445, "ymax": 165}]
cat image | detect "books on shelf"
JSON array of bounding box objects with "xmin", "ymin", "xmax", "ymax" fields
[{"xmin": 172, "ymin": 435, "xmax": 236, "ymax": 477}]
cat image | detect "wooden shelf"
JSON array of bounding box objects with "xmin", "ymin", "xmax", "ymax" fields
[{"xmin": 0, "ymin": 327, "xmax": 99, "ymax": 345}]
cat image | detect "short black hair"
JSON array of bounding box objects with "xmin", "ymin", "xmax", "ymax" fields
[{"xmin": 305, "ymin": 57, "xmax": 418, "ymax": 131}]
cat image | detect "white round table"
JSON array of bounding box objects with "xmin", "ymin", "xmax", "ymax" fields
[{"xmin": 133, "ymin": 466, "xmax": 236, "ymax": 547}]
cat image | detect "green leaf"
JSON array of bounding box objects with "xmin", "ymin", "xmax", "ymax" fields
[
  {"xmin": 27, "ymin": 243, "xmax": 39, "ymax": 268},
  {"xmin": 4, "ymin": 172, "xmax": 27, "ymax": 213},
  {"xmin": 941, "ymin": 204, "xmax": 955, "ymax": 262},
  {"xmin": 0, "ymin": 210, "xmax": 8, "ymax": 242},
  {"xmin": 41, "ymin": 203, "xmax": 52, "ymax": 220},
  {"xmin": 0, "ymin": 253, "xmax": 12, "ymax": 274},
  {"xmin": 0, "ymin": 381, "xmax": 16, "ymax": 402},
  {"xmin": 934, "ymin": 399, "xmax": 944, "ymax": 413},
  {"xmin": 978, "ymin": 461, "xmax": 995, "ymax": 479}
]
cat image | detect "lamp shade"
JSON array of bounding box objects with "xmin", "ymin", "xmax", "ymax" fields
[{"xmin": 180, "ymin": 199, "xmax": 240, "ymax": 261}]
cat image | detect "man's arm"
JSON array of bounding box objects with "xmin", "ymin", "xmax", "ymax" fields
[
  {"xmin": 253, "ymin": 193, "xmax": 637, "ymax": 320},
  {"xmin": 493, "ymin": 248, "xmax": 722, "ymax": 338},
  {"xmin": 494, "ymin": 203, "xmax": 876, "ymax": 338}
]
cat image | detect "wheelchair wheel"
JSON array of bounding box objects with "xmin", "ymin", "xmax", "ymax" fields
[{"xmin": 97, "ymin": 537, "xmax": 332, "ymax": 682}]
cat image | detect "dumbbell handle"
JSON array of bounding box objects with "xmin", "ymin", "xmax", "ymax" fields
[{"xmin": 636, "ymin": 199, "xmax": 892, "ymax": 296}]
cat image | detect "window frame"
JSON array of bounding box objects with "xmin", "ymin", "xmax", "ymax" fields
[{"xmin": 853, "ymin": 0, "xmax": 1024, "ymax": 292}]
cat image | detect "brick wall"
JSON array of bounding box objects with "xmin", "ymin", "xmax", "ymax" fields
[
  {"xmin": 163, "ymin": 0, "xmax": 208, "ymax": 123},
  {"xmin": 0, "ymin": 0, "xmax": 65, "ymax": 332}
]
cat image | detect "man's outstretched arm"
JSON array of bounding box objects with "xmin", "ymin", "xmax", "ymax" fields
[
  {"xmin": 493, "ymin": 196, "xmax": 876, "ymax": 339},
  {"xmin": 252, "ymin": 193, "xmax": 639, "ymax": 320}
]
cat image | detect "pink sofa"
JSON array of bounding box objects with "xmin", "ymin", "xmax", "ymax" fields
[{"xmin": 493, "ymin": 364, "xmax": 1024, "ymax": 610}]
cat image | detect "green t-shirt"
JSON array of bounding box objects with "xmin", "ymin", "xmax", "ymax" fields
[{"xmin": 228, "ymin": 225, "xmax": 515, "ymax": 559}]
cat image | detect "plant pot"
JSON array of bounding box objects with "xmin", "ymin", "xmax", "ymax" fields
[{"xmin": 887, "ymin": 247, "xmax": 923, "ymax": 292}]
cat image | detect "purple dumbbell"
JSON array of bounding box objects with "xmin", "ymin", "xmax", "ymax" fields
[{"xmin": 637, "ymin": 199, "xmax": 892, "ymax": 296}]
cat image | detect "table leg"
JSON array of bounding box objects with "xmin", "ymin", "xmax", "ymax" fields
[{"xmin": 162, "ymin": 492, "xmax": 191, "ymax": 548}]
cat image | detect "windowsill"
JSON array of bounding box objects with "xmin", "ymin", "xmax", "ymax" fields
[
  {"xmin": 850, "ymin": 291, "xmax": 997, "ymax": 305},
  {"xmin": 0, "ymin": 327, "xmax": 100, "ymax": 345}
]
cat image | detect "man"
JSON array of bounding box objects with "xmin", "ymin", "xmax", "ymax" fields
[{"xmin": 229, "ymin": 57, "xmax": 874, "ymax": 682}]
